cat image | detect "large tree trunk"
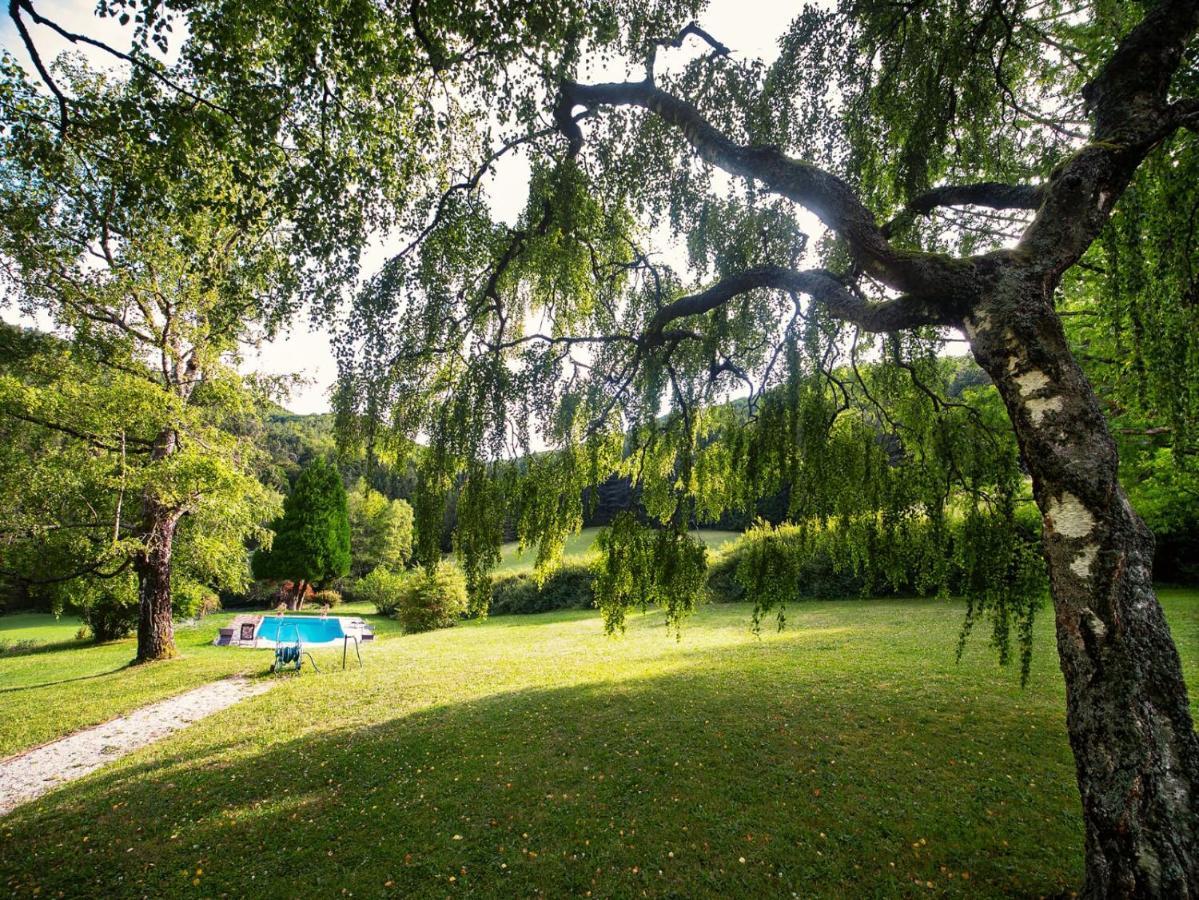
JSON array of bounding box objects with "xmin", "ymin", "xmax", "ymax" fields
[
  {"xmin": 134, "ymin": 430, "xmax": 181, "ymax": 662},
  {"xmin": 967, "ymin": 270, "xmax": 1199, "ymax": 897}
]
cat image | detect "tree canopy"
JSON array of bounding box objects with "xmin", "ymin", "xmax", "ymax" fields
[
  {"xmin": 3, "ymin": 0, "xmax": 1198, "ymax": 891},
  {"xmin": 347, "ymin": 480, "xmax": 415, "ymax": 577}
]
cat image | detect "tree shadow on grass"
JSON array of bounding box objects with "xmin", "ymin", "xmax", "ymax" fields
[
  {"xmin": 0, "ymin": 659, "xmax": 1084, "ymax": 899},
  {"xmin": 0, "ymin": 638, "xmax": 90, "ymax": 660},
  {"xmin": 0, "ymin": 662, "xmax": 134, "ymax": 693}
]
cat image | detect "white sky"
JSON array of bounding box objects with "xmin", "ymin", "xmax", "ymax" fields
[{"xmin": 0, "ymin": 2, "xmax": 809, "ymax": 414}]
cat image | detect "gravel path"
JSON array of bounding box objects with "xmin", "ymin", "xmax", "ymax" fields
[{"xmin": 0, "ymin": 677, "xmax": 272, "ymax": 816}]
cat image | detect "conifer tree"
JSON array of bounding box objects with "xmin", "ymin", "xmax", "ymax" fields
[{"xmin": 252, "ymin": 458, "xmax": 351, "ymax": 608}]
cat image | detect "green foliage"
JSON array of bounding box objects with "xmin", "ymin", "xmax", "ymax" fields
[
  {"xmin": 489, "ymin": 563, "xmax": 595, "ymax": 616},
  {"xmin": 1057, "ymin": 132, "xmax": 1199, "ymax": 581},
  {"xmin": 592, "ymin": 513, "xmax": 708, "ymax": 635},
  {"xmin": 355, "ymin": 567, "xmax": 408, "ymax": 617},
  {"xmin": 347, "ymin": 480, "xmax": 414, "ymax": 577},
  {"xmin": 396, "ymin": 561, "xmax": 468, "ymax": 634},
  {"xmin": 0, "ymin": 61, "xmax": 295, "ymax": 647},
  {"xmin": 253, "ymin": 458, "xmax": 351, "ymax": 588},
  {"xmin": 704, "ymin": 549, "xmax": 745, "ymax": 604},
  {"xmin": 0, "ymin": 325, "xmax": 278, "ymax": 615},
  {"xmin": 63, "ymin": 574, "xmax": 140, "ymax": 643},
  {"xmin": 731, "ymin": 509, "xmax": 1047, "ymax": 683}
]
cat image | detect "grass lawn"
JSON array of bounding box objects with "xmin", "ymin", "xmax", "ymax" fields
[
  {"xmin": 1, "ymin": 589, "xmax": 1196, "ymax": 898},
  {"xmin": 493, "ymin": 526, "xmax": 741, "ymax": 574},
  {"xmin": 0, "ymin": 603, "xmax": 403, "ymax": 759}
]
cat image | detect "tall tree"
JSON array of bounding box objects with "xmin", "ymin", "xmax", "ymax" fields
[
  {"xmin": 0, "ymin": 325, "xmax": 277, "ymax": 641},
  {"xmin": 347, "ymin": 479, "xmax": 415, "ymax": 577},
  {"xmin": 330, "ymin": 3, "xmax": 1199, "ymax": 895},
  {"xmin": 252, "ymin": 457, "xmax": 351, "ymax": 608},
  {"xmin": 0, "ymin": 63, "xmax": 295, "ymax": 659}
]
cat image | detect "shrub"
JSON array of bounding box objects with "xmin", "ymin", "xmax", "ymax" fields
[
  {"xmin": 356, "ymin": 567, "xmax": 407, "ymax": 616},
  {"xmin": 313, "ymin": 589, "xmax": 342, "ymax": 608},
  {"xmin": 64, "ymin": 575, "xmax": 140, "ymax": 643},
  {"xmin": 191, "ymin": 593, "xmax": 221, "ymax": 619},
  {"xmin": 489, "ymin": 562, "xmax": 595, "ymax": 615},
  {"xmin": 329, "ymin": 576, "xmax": 359, "ymax": 603},
  {"xmin": 397, "ymin": 561, "xmax": 468, "ymax": 633}
]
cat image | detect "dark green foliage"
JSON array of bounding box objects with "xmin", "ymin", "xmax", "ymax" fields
[
  {"xmin": 955, "ymin": 501, "xmax": 1046, "ymax": 683},
  {"xmin": 489, "ymin": 563, "xmax": 595, "ymax": 616},
  {"xmin": 726, "ymin": 507, "xmax": 1046, "ymax": 682},
  {"xmin": 704, "ymin": 550, "xmax": 744, "ymax": 604},
  {"xmin": 252, "ymin": 458, "xmax": 351, "ymax": 587},
  {"xmin": 396, "ymin": 562, "xmax": 468, "ymax": 634},
  {"xmin": 592, "ymin": 513, "xmax": 708, "ymax": 635}
]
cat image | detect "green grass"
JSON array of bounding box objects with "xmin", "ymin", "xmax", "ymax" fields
[
  {"xmin": 0, "ymin": 612, "xmax": 87, "ymax": 649},
  {"xmin": 0, "ymin": 588, "xmax": 1195, "ymax": 897},
  {"xmin": 493, "ymin": 526, "xmax": 741, "ymax": 574},
  {"xmin": 0, "ymin": 603, "xmax": 402, "ymax": 758}
]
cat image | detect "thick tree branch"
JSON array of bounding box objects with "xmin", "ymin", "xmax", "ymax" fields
[
  {"xmin": 644, "ymin": 266, "xmax": 960, "ymax": 338},
  {"xmin": 0, "ymin": 408, "xmax": 154, "ymax": 453},
  {"xmin": 557, "ymin": 79, "xmax": 974, "ymax": 300},
  {"xmin": 0, "ymin": 555, "xmax": 131, "ymax": 586},
  {"xmin": 881, "ymin": 181, "xmax": 1044, "ymax": 237},
  {"xmin": 1019, "ymin": 0, "xmax": 1199, "ymax": 276},
  {"xmin": 646, "ymin": 21, "xmax": 730, "ymax": 80}
]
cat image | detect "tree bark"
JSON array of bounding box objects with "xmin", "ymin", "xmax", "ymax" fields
[
  {"xmin": 134, "ymin": 429, "xmax": 181, "ymax": 662},
  {"xmin": 290, "ymin": 579, "xmax": 308, "ymax": 611},
  {"xmin": 967, "ymin": 268, "xmax": 1199, "ymax": 898}
]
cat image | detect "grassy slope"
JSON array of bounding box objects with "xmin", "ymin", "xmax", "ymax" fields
[
  {"xmin": 0, "ymin": 589, "xmax": 1195, "ymax": 898},
  {"xmin": 493, "ymin": 526, "xmax": 741, "ymax": 574}
]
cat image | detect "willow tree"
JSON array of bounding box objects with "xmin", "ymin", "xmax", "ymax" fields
[
  {"xmin": 330, "ymin": 2, "xmax": 1199, "ymax": 895},
  {"xmin": 7, "ymin": 0, "xmax": 1198, "ymax": 892}
]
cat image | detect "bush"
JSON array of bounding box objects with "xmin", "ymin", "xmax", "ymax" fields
[
  {"xmin": 313, "ymin": 589, "xmax": 342, "ymax": 608},
  {"xmin": 489, "ymin": 562, "xmax": 595, "ymax": 615},
  {"xmin": 64, "ymin": 575, "xmax": 140, "ymax": 643},
  {"xmin": 397, "ymin": 561, "xmax": 468, "ymax": 633},
  {"xmin": 356, "ymin": 567, "xmax": 407, "ymax": 616},
  {"xmin": 191, "ymin": 593, "xmax": 221, "ymax": 619},
  {"xmin": 329, "ymin": 576, "xmax": 359, "ymax": 603}
]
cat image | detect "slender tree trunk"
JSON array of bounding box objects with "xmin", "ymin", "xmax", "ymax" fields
[
  {"xmin": 134, "ymin": 429, "xmax": 181, "ymax": 662},
  {"xmin": 967, "ymin": 269, "xmax": 1199, "ymax": 897}
]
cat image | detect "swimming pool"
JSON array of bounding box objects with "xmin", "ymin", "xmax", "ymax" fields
[
  {"xmin": 213, "ymin": 614, "xmax": 374, "ymax": 649},
  {"xmin": 255, "ymin": 616, "xmax": 346, "ymax": 646}
]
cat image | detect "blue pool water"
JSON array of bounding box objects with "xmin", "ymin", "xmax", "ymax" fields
[{"xmin": 256, "ymin": 615, "xmax": 346, "ymax": 645}]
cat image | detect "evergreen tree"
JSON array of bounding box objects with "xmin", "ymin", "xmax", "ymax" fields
[{"xmin": 252, "ymin": 458, "xmax": 351, "ymax": 608}]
